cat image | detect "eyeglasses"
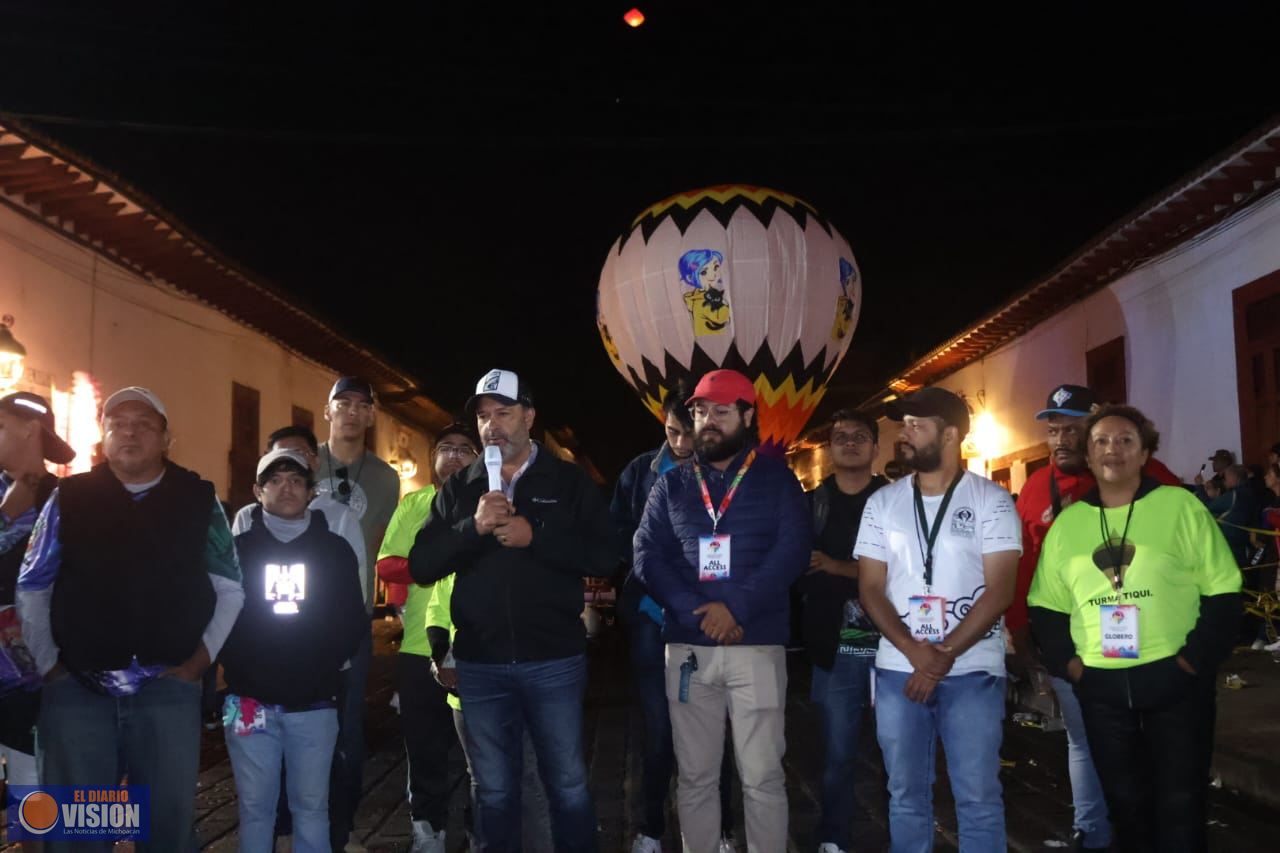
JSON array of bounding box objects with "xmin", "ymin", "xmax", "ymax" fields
[
  {"xmin": 332, "ymin": 399, "xmax": 373, "ymax": 414},
  {"xmin": 688, "ymin": 403, "xmax": 737, "ymax": 421},
  {"xmin": 830, "ymin": 431, "xmax": 874, "ymax": 446},
  {"xmin": 435, "ymin": 445, "xmax": 477, "ymax": 460}
]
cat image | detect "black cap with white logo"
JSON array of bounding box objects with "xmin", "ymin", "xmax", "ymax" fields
[
  {"xmin": 1035, "ymin": 384, "xmax": 1097, "ymax": 420},
  {"xmin": 886, "ymin": 387, "xmax": 971, "ymax": 437}
]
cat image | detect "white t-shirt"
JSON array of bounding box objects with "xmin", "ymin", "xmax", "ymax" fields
[{"xmin": 854, "ymin": 471, "xmax": 1021, "ymax": 676}]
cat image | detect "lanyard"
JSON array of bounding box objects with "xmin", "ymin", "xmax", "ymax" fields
[
  {"xmin": 1098, "ymin": 496, "xmax": 1137, "ymax": 591},
  {"xmin": 1049, "ymin": 467, "xmax": 1062, "ymax": 519},
  {"xmin": 912, "ymin": 469, "xmax": 965, "ymax": 591},
  {"xmin": 694, "ymin": 450, "xmax": 757, "ymax": 534}
]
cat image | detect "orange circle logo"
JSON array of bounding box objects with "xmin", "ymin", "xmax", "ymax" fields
[{"xmin": 18, "ymin": 791, "xmax": 59, "ymax": 834}]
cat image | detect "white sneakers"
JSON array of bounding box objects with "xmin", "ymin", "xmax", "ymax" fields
[
  {"xmin": 631, "ymin": 834, "xmax": 663, "ymax": 853},
  {"xmin": 1251, "ymin": 638, "xmax": 1267, "ymax": 650},
  {"xmin": 410, "ymin": 820, "xmax": 447, "ymax": 853},
  {"xmin": 1265, "ymin": 638, "xmax": 1280, "ymax": 652},
  {"xmin": 817, "ymin": 844, "xmax": 848, "ymax": 853}
]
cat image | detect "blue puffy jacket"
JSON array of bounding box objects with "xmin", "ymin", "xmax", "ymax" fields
[{"xmin": 633, "ymin": 445, "xmax": 811, "ymax": 646}]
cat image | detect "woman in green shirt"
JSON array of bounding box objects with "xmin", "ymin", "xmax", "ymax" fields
[{"xmin": 1028, "ymin": 404, "xmax": 1241, "ymax": 853}]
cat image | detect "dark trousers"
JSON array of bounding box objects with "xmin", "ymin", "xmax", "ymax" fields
[
  {"xmin": 1078, "ymin": 674, "xmax": 1216, "ymax": 853},
  {"xmin": 396, "ymin": 652, "xmax": 457, "ymax": 828},
  {"xmin": 330, "ymin": 629, "xmax": 372, "ymax": 851},
  {"xmin": 627, "ymin": 613, "xmax": 736, "ymax": 841}
]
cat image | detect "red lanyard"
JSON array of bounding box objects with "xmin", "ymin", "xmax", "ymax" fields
[{"xmin": 694, "ymin": 450, "xmax": 757, "ymax": 533}]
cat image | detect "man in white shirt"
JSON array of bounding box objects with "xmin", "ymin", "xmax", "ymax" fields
[{"xmin": 855, "ymin": 386, "xmax": 1020, "ymax": 853}]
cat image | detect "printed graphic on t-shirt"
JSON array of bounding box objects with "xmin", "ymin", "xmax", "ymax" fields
[
  {"xmin": 1092, "ymin": 536, "xmax": 1135, "ymax": 591},
  {"xmin": 950, "ymin": 506, "xmax": 976, "ymax": 538}
]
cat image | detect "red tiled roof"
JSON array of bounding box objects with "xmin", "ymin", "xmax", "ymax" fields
[
  {"xmin": 0, "ymin": 115, "xmax": 452, "ymax": 432},
  {"xmin": 861, "ymin": 114, "xmax": 1280, "ymax": 408}
]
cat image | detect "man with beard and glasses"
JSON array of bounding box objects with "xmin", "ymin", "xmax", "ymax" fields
[
  {"xmin": 1005, "ymin": 384, "xmax": 1181, "ymax": 852},
  {"xmin": 409, "ymin": 369, "xmax": 617, "ymax": 853},
  {"xmin": 798, "ymin": 409, "xmax": 887, "ymax": 853},
  {"xmin": 314, "ymin": 377, "xmax": 399, "ymax": 853},
  {"xmin": 375, "ymin": 423, "xmax": 478, "ymax": 853},
  {"xmin": 633, "ymin": 369, "xmax": 810, "ymax": 853},
  {"xmin": 855, "ymin": 386, "xmax": 1021, "ymax": 853},
  {"xmin": 611, "ymin": 389, "xmax": 740, "ymax": 853}
]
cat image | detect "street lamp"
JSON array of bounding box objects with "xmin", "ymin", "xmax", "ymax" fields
[{"xmin": 0, "ymin": 315, "xmax": 26, "ymax": 392}]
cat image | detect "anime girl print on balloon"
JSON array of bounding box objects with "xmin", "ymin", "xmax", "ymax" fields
[
  {"xmin": 832, "ymin": 257, "xmax": 857, "ymax": 341},
  {"xmin": 678, "ymin": 248, "xmax": 731, "ymax": 336}
]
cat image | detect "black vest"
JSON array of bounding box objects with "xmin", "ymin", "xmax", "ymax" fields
[
  {"xmin": 0, "ymin": 474, "xmax": 57, "ymax": 606},
  {"xmin": 52, "ymin": 462, "xmax": 216, "ymax": 672}
]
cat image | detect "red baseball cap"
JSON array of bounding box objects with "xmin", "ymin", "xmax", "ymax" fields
[{"xmin": 685, "ymin": 370, "xmax": 756, "ymax": 407}]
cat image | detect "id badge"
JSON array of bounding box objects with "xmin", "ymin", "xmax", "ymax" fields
[
  {"xmin": 907, "ymin": 595, "xmax": 947, "ymax": 643},
  {"xmin": 698, "ymin": 534, "xmax": 731, "ymax": 582},
  {"xmin": 1100, "ymin": 604, "xmax": 1140, "ymax": 659}
]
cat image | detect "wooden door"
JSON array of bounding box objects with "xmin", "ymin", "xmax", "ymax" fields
[
  {"xmin": 229, "ymin": 383, "xmax": 261, "ymax": 510},
  {"xmin": 1234, "ymin": 270, "xmax": 1280, "ymax": 465}
]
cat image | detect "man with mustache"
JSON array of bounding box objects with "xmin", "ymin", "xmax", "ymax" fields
[
  {"xmin": 855, "ymin": 386, "xmax": 1021, "ymax": 853},
  {"xmin": 409, "ymin": 369, "xmax": 617, "ymax": 853},
  {"xmin": 18, "ymin": 387, "xmax": 245, "ymax": 852},
  {"xmin": 1006, "ymin": 384, "xmax": 1181, "ymax": 852},
  {"xmin": 633, "ymin": 369, "xmax": 810, "ymax": 853}
]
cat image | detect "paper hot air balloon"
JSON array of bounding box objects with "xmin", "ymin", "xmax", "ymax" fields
[{"xmin": 596, "ymin": 185, "xmax": 861, "ymax": 451}]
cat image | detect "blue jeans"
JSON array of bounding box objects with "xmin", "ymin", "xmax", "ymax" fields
[
  {"xmin": 36, "ymin": 673, "xmax": 202, "ymax": 853},
  {"xmin": 875, "ymin": 668, "xmax": 1006, "ymax": 853},
  {"xmin": 811, "ymin": 652, "xmax": 873, "ymax": 849},
  {"xmin": 225, "ymin": 707, "xmax": 338, "ymax": 853},
  {"xmin": 628, "ymin": 613, "xmax": 737, "ymax": 841},
  {"xmin": 330, "ymin": 629, "xmax": 371, "ymax": 847},
  {"xmin": 456, "ymin": 654, "xmax": 597, "ymax": 853},
  {"xmin": 1050, "ymin": 676, "xmax": 1111, "ymax": 848}
]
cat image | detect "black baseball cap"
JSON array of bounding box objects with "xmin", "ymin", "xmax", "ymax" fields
[
  {"xmin": 1036, "ymin": 384, "xmax": 1097, "ymax": 420},
  {"xmin": 1209, "ymin": 449, "xmax": 1235, "ymax": 464},
  {"xmin": 887, "ymin": 387, "xmax": 970, "ymax": 437},
  {"xmin": 0, "ymin": 392, "xmax": 76, "ymax": 464},
  {"xmin": 329, "ymin": 376, "xmax": 375, "ymax": 404}
]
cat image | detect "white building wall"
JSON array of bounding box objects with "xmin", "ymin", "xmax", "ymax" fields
[
  {"xmin": 0, "ymin": 201, "xmax": 433, "ymax": 498},
  {"xmin": 872, "ymin": 191, "xmax": 1280, "ymax": 488}
]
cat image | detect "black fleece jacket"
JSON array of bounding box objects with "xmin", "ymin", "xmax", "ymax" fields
[{"xmin": 409, "ymin": 444, "xmax": 619, "ymax": 664}]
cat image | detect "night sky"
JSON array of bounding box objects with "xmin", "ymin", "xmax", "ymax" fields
[{"xmin": 2, "ymin": 1, "xmax": 1277, "ymax": 478}]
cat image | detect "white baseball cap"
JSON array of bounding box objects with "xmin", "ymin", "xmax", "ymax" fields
[
  {"xmin": 256, "ymin": 447, "xmax": 312, "ymax": 479},
  {"xmin": 102, "ymin": 386, "xmax": 168, "ymax": 421},
  {"xmin": 464, "ymin": 369, "xmax": 533, "ymax": 414}
]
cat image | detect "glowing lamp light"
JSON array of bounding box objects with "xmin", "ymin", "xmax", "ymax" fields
[
  {"xmin": 970, "ymin": 411, "xmax": 1005, "ymax": 460},
  {"xmin": 0, "ymin": 316, "xmax": 27, "ymax": 392},
  {"xmin": 623, "ymin": 8, "xmax": 645, "ymax": 27},
  {"xmin": 396, "ymin": 458, "xmax": 418, "ymax": 480}
]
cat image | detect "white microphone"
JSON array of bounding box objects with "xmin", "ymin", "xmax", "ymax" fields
[{"xmin": 484, "ymin": 445, "xmax": 503, "ymax": 493}]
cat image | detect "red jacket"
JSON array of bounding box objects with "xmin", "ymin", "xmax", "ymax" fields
[{"xmin": 1007, "ymin": 457, "xmax": 1181, "ymax": 630}]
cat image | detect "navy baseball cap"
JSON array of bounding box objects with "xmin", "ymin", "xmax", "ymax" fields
[
  {"xmin": 0, "ymin": 392, "xmax": 76, "ymax": 464},
  {"xmin": 329, "ymin": 376, "xmax": 375, "ymax": 404},
  {"xmin": 1036, "ymin": 384, "xmax": 1097, "ymax": 420}
]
